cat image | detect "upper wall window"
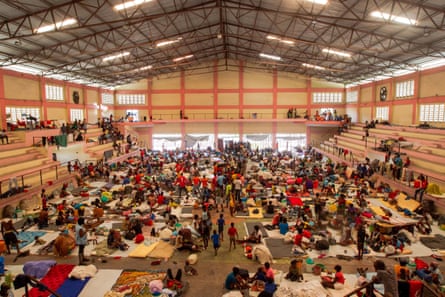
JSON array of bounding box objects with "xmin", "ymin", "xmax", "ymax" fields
[
  {"xmin": 312, "ymin": 92, "xmax": 343, "ymax": 103},
  {"xmin": 395, "ymin": 80, "xmax": 414, "ymax": 98},
  {"xmin": 117, "ymin": 94, "xmax": 146, "ymax": 105},
  {"xmin": 101, "ymin": 93, "xmax": 114, "ymax": 105},
  {"xmin": 346, "ymin": 90, "xmax": 358, "ymax": 103},
  {"xmin": 376, "ymin": 106, "xmax": 389, "ymax": 121},
  {"xmin": 45, "ymin": 84, "xmax": 64, "ymax": 101},
  {"xmin": 70, "ymin": 109, "xmax": 84, "ymax": 122},
  {"xmin": 6, "ymin": 107, "xmax": 40, "ymax": 121},
  {"xmin": 420, "ymin": 104, "xmax": 444, "ymax": 122}
]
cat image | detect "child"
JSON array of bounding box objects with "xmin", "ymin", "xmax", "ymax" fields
[
  {"xmin": 321, "ymin": 264, "xmax": 345, "ymax": 290},
  {"xmin": 227, "ymin": 222, "xmax": 239, "ymax": 252},
  {"xmin": 211, "ymin": 229, "xmax": 220, "ymax": 256},
  {"xmin": 88, "ymin": 228, "xmax": 98, "ymax": 245},
  {"xmin": 33, "ymin": 236, "xmax": 46, "ymax": 246},
  {"xmin": 217, "ymin": 213, "xmax": 225, "ymax": 242},
  {"xmin": 229, "ymin": 195, "xmax": 236, "ymax": 217},
  {"xmin": 184, "ymin": 260, "xmax": 198, "ymax": 276}
]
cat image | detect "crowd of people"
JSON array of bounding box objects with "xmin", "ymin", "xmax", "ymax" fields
[{"xmin": 4, "ymin": 127, "xmax": 443, "ymax": 296}]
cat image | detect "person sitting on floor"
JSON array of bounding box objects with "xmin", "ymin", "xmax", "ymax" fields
[
  {"xmin": 265, "ymin": 201, "xmax": 275, "ymax": 215},
  {"xmin": 246, "ymin": 225, "xmax": 262, "ymax": 244},
  {"xmin": 38, "ymin": 208, "xmax": 49, "ymax": 229},
  {"xmin": 225, "ymin": 267, "xmax": 249, "ymax": 291},
  {"xmin": 107, "ymin": 229, "xmax": 129, "ymax": 251},
  {"xmin": 414, "ymin": 261, "xmax": 444, "ymax": 285},
  {"xmin": 271, "ymin": 211, "xmax": 281, "ymax": 229},
  {"xmin": 321, "ymin": 264, "xmax": 345, "ymax": 290},
  {"xmin": 285, "ymin": 258, "xmax": 304, "ymax": 282},
  {"xmin": 250, "ymin": 267, "xmax": 267, "ymax": 283},
  {"xmin": 184, "ymin": 260, "xmax": 198, "ymax": 276},
  {"xmin": 279, "ymin": 218, "xmax": 289, "ymax": 235}
]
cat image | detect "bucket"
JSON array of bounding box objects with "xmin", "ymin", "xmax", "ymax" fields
[{"xmin": 305, "ymin": 258, "xmax": 314, "ymax": 273}]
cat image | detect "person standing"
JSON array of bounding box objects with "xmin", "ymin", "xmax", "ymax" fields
[
  {"xmin": 211, "ymin": 229, "xmax": 220, "ymax": 256},
  {"xmin": 372, "ymin": 260, "xmax": 398, "ymax": 297},
  {"xmin": 233, "ymin": 176, "xmax": 242, "ymax": 201},
  {"xmin": 414, "ymin": 174, "xmax": 428, "ymax": 202},
  {"xmin": 200, "ymin": 218, "xmax": 210, "ymax": 250},
  {"xmin": 1, "ymin": 219, "xmax": 20, "ymax": 254},
  {"xmin": 75, "ymin": 217, "xmax": 89, "ymax": 265},
  {"xmin": 217, "ymin": 213, "xmax": 225, "ymax": 242},
  {"xmin": 0, "ymin": 129, "xmax": 9, "ymax": 144},
  {"xmin": 356, "ymin": 224, "xmax": 367, "ymax": 260},
  {"xmin": 176, "ymin": 173, "xmax": 187, "ymax": 198},
  {"xmin": 314, "ymin": 193, "xmax": 323, "ymax": 222},
  {"xmin": 40, "ymin": 189, "xmax": 47, "ymax": 210},
  {"xmin": 227, "ymin": 222, "xmax": 239, "ymax": 252}
]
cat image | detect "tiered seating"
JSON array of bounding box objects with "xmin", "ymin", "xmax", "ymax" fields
[
  {"xmin": 0, "ymin": 147, "xmax": 46, "ymax": 167},
  {"xmin": 85, "ymin": 141, "xmax": 118, "ymax": 159},
  {"xmin": 0, "ymin": 130, "xmax": 25, "ymax": 145},
  {"xmin": 368, "ymin": 125, "xmax": 445, "ymax": 176},
  {"xmin": 84, "ymin": 127, "xmax": 103, "ymax": 142},
  {"xmin": 0, "ymin": 138, "xmax": 72, "ymax": 196},
  {"xmin": 323, "ymin": 123, "xmax": 445, "ymax": 194}
]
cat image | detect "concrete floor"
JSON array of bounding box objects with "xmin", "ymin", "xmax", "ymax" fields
[{"xmin": 3, "ymin": 204, "xmax": 443, "ymax": 297}]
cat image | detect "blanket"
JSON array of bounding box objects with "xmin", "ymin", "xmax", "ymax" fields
[
  {"xmin": 29, "ymin": 264, "xmax": 75, "ymax": 297},
  {"xmin": 23, "ymin": 260, "xmax": 56, "ymax": 278},
  {"xmin": 109, "ymin": 270, "xmax": 167, "ymax": 296},
  {"xmin": 92, "ymin": 239, "xmax": 116, "ymax": 257},
  {"xmin": 419, "ymin": 234, "xmax": 445, "ymax": 250},
  {"xmin": 17, "ymin": 231, "xmax": 46, "ymax": 249},
  {"xmin": 51, "ymin": 277, "xmax": 90, "ymax": 297},
  {"xmin": 245, "ymin": 222, "xmax": 268, "ymax": 238},
  {"xmin": 264, "ymin": 238, "xmax": 295, "ymax": 258},
  {"xmin": 69, "ymin": 264, "xmax": 98, "ymax": 280},
  {"xmin": 147, "ymin": 240, "xmax": 175, "ymax": 259},
  {"xmin": 78, "ymin": 269, "xmax": 123, "ymax": 297}
]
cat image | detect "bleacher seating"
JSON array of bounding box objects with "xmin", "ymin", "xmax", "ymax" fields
[
  {"xmin": 0, "ymin": 130, "xmax": 73, "ymax": 201},
  {"xmin": 318, "ymin": 122, "xmax": 445, "ymax": 196}
]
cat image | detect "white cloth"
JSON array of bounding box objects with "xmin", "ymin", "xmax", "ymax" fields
[{"xmin": 69, "ymin": 264, "xmax": 98, "ymax": 280}]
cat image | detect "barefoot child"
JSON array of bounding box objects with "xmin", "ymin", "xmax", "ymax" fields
[{"xmin": 211, "ymin": 229, "xmax": 220, "ymax": 256}]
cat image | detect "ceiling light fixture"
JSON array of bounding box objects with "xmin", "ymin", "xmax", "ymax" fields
[
  {"xmin": 302, "ymin": 63, "xmax": 325, "ymax": 70},
  {"xmin": 259, "ymin": 53, "xmax": 281, "ymax": 61},
  {"xmin": 173, "ymin": 54, "xmax": 193, "ymax": 62},
  {"xmin": 138, "ymin": 65, "xmax": 152, "ymax": 71},
  {"xmin": 266, "ymin": 35, "xmax": 295, "ymax": 45},
  {"xmin": 4, "ymin": 64, "xmax": 42, "ymax": 75},
  {"xmin": 114, "ymin": 0, "xmax": 152, "ymax": 11},
  {"xmin": 322, "ymin": 48, "xmax": 351, "ymax": 58},
  {"xmin": 156, "ymin": 37, "xmax": 183, "ymax": 47},
  {"xmin": 370, "ymin": 11, "xmax": 417, "ymax": 25},
  {"xmin": 306, "ymin": 0, "xmax": 328, "ymax": 5},
  {"xmin": 34, "ymin": 18, "xmax": 77, "ymax": 34},
  {"xmin": 103, "ymin": 52, "xmax": 130, "ymax": 62}
]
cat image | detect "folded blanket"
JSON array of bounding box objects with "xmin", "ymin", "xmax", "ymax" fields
[{"xmin": 69, "ymin": 264, "xmax": 98, "ymax": 280}]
